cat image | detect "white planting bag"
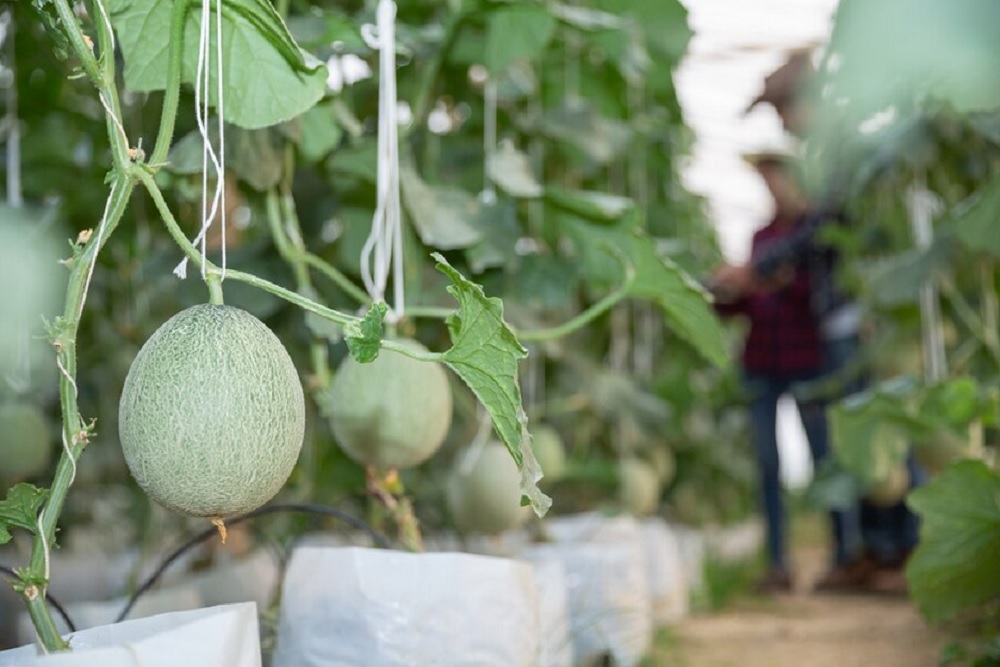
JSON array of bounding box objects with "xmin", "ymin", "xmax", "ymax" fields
[
  {"xmin": 639, "ymin": 519, "xmax": 688, "ymax": 625},
  {"xmin": 669, "ymin": 524, "xmax": 706, "ymax": 596},
  {"xmin": 529, "ymin": 514, "xmax": 654, "ymax": 667},
  {"xmin": 272, "ymin": 546, "xmax": 541, "ymax": 667},
  {"xmin": 0, "ymin": 602, "xmax": 260, "ymax": 667},
  {"xmin": 518, "ymin": 549, "xmax": 574, "ymax": 667},
  {"xmin": 185, "ymin": 550, "xmax": 279, "ymax": 609},
  {"xmin": 16, "ymin": 583, "xmax": 203, "ymax": 644}
]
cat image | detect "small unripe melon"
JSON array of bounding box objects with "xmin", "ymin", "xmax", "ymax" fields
[
  {"xmin": 913, "ymin": 422, "xmax": 983, "ymax": 475},
  {"xmin": 619, "ymin": 457, "xmax": 661, "ymax": 516},
  {"xmin": 644, "ymin": 444, "xmax": 676, "ymax": 486},
  {"xmin": 532, "ymin": 425, "xmax": 566, "ymax": 482},
  {"xmin": 119, "ymin": 304, "xmax": 305, "ymax": 518},
  {"xmin": 866, "ymin": 463, "xmax": 910, "ymax": 507},
  {"xmin": 446, "ymin": 440, "xmax": 530, "ymax": 534},
  {"xmin": 325, "ymin": 338, "xmax": 452, "ymax": 469},
  {"xmin": 0, "ymin": 403, "xmax": 52, "ymax": 481}
]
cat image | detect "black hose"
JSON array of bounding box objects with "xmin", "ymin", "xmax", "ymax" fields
[
  {"xmin": 0, "ymin": 564, "xmax": 77, "ymax": 633},
  {"xmin": 115, "ymin": 502, "xmax": 389, "ymax": 623}
]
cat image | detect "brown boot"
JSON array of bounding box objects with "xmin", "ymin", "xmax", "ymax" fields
[{"xmin": 756, "ymin": 566, "xmax": 793, "ymax": 594}]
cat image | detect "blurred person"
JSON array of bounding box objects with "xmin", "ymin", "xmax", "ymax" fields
[
  {"xmin": 716, "ymin": 50, "xmax": 919, "ymax": 594},
  {"xmin": 711, "ymin": 153, "xmax": 855, "ymax": 593}
]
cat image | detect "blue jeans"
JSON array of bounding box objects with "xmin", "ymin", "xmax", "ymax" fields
[
  {"xmin": 744, "ymin": 369, "xmax": 853, "ymax": 569},
  {"xmin": 824, "ymin": 335, "xmax": 920, "ymax": 563}
]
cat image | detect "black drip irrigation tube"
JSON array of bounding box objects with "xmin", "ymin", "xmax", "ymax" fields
[
  {"xmin": 114, "ymin": 502, "xmax": 390, "ymax": 623},
  {"xmin": 0, "ymin": 564, "xmax": 77, "ymax": 633}
]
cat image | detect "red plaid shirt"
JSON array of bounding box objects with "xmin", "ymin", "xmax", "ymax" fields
[{"xmin": 715, "ymin": 215, "xmax": 822, "ymax": 374}]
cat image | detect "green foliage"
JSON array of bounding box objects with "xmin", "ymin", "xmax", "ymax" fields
[
  {"xmin": 906, "ymin": 461, "xmax": 1000, "ymax": 622},
  {"xmin": 108, "ymin": 0, "xmax": 327, "ymax": 128},
  {"xmin": 484, "ymin": 3, "xmax": 557, "ymax": 74},
  {"xmin": 346, "ymin": 302, "xmax": 387, "ymax": 363},
  {"xmin": 435, "ymin": 255, "xmax": 550, "ymax": 515},
  {"xmin": 0, "ymin": 484, "xmax": 49, "ymax": 545},
  {"xmin": 952, "ymin": 170, "xmax": 1000, "ymax": 258}
]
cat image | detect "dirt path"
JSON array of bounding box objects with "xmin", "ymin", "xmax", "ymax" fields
[{"xmin": 660, "ymin": 546, "xmax": 943, "ymax": 667}]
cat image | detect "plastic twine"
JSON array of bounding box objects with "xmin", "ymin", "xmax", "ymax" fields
[
  {"xmin": 359, "ymin": 0, "xmax": 405, "ymax": 322},
  {"xmin": 174, "ymin": 0, "xmax": 227, "ymax": 282}
]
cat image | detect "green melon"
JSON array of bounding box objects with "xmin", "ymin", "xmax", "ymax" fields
[
  {"xmin": 644, "ymin": 443, "xmax": 676, "ymax": 486},
  {"xmin": 325, "ymin": 338, "xmax": 452, "ymax": 469},
  {"xmin": 0, "ymin": 403, "xmax": 52, "ymax": 481},
  {"xmin": 446, "ymin": 440, "xmax": 529, "ymax": 534},
  {"xmin": 118, "ymin": 304, "xmax": 305, "ymax": 518},
  {"xmin": 532, "ymin": 424, "xmax": 566, "ymax": 483},
  {"xmin": 619, "ymin": 457, "xmax": 661, "ymax": 516},
  {"xmin": 866, "ymin": 463, "xmax": 910, "ymax": 507},
  {"xmin": 913, "ymin": 422, "xmax": 983, "ymax": 474}
]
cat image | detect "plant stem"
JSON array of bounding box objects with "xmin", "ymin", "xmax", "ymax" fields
[
  {"xmin": 302, "ymin": 253, "xmax": 371, "ymax": 305},
  {"xmin": 51, "ymin": 0, "xmax": 101, "ymax": 86},
  {"xmin": 150, "ymin": 0, "xmax": 192, "ymax": 167},
  {"xmin": 133, "ymin": 168, "xmax": 363, "ymax": 333},
  {"xmin": 207, "ymin": 274, "xmax": 225, "ymax": 304},
  {"xmin": 24, "ymin": 175, "xmax": 136, "ymax": 652}
]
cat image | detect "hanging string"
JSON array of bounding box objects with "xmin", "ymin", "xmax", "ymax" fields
[
  {"xmin": 359, "ymin": 0, "xmax": 404, "ymax": 322},
  {"xmin": 174, "ymin": 0, "xmax": 227, "ymax": 281},
  {"xmin": 480, "ymin": 77, "xmax": 497, "ymax": 204}
]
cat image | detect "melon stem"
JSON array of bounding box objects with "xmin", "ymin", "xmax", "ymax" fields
[{"xmin": 207, "ymin": 275, "xmax": 225, "ymax": 305}]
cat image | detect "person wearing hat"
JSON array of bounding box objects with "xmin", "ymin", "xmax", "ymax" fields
[
  {"xmin": 714, "ymin": 49, "xmax": 918, "ymax": 594},
  {"xmin": 712, "ymin": 152, "xmax": 855, "ymax": 593}
]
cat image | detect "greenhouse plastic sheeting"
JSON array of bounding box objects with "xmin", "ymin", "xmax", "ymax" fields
[
  {"xmin": 670, "ymin": 523, "xmax": 707, "ymax": 596},
  {"xmin": 272, "ymin": 546, "xmax": 541, "ymax": 667},
  {"xmin": 0, "ymin": 602, "xmax": 260, "ymax": 667},
  {"xmin": 523, "ymin": 540, "xmax": 652, "ymax": 667},
  {"xmin": 639, "ymin": 519, "xmax": 689, "ymax": 626},
  {"xmin": 518, "ymin": 548, "xmax": 575, "ymax": 667},
  {"xmin": 15, "ymin": 583, "xmax": 203, "ymax": 644}
]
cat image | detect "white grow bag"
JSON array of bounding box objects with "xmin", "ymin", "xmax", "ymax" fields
[
  {"xmin": 517, "ymin": 550, "xmax": 574, "ymax": 667},
  {"xmin": 0, "ymin": 602, "xmax": 260, "ymax": 667},
  {"xmin": 272, "ymin": 546, "xmax": 541, "ymax": 667},
  {"xmin": 639, "ymin": 519, "xmax": 689, "ymax": 625},
  {"xmin": 533, "ymin": 513, "xmax": 653, "ymax": 667}
]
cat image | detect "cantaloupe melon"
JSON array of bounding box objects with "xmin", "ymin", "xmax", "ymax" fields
[
  {"xmin": 325, "ymin": 338, "xmax": 452, "ymax": 469},
  {"xmin": 446, "ymin": 440, "xmax": 530, "ymax": 535},
  {"xmin": 865, "ymin": 463, "xmax": 910, "ymax": 507},
  {"xmin": 118, "ymin": 304, "xmax": 305, "ymax": 518},
  {"xmin": 532, "ymin": 425, "xmax": 566, "ymax": 483},
  {"xmin": 0, "ymin": 402, "xmax": 52, "ymax": 481},
  {"xmin": 619, "ymin": 458, "xmax": 661, "ymax": 516}
]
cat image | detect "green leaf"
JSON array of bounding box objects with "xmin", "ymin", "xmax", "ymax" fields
[
  {"xmin": 292, "ymin": 101, "xmax": 344, "ymax": 163},
  {"xmin": 951, "ymin": 171, "xmax": 1000, "ymax": 257},
  {"xmin": 830, "ymin": 387, "xmax": 915, "ymax": 483},
  {"xmin": 30, "ymin": 0, "xmax": 72, "ymax": 60},
  {"xmin": 433, "ymin": 254, "xmax": 551, "ymax": 517},
  {"xmin": 487, "ymin": 141, "xmax": 542, "ymax": 199},
  {"xmin": 108, "ymin": 0, "xmax": 327, "ymax": 129},
  {"xmin": 346, "ymin": 302, "xmax": 387, "ymax": 363},
  {"xmin": 168, "ymin": 123, "xmax": 284, "ymax": 190},
  {"xmin": 545, "ymin": 187, "xmax": 635, "ymax": 222},
  {"xmin": 400, "ymin": 164, "xmax": 484, "ymax": 250},
  {"xmin": 0, "ymin": 484, "xmax": 49, "ymax": 545},
  {"xmin": 559, "ymin": 212, "xmax": 728, "ymax": 367},
  {"xmin": 906, "ymin": 460, "xmax": 1000, "ymax": 622},
  {"xmin": 484, "ymin": 3, "xmax": 558, "ymax": 74},
  {"xmin": 593, "ymin": 0, "xmax": 692, "ymax": 64}
]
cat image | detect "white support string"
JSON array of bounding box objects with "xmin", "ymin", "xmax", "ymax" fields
[
  {"xmin": 359, "ymin": 0, "xmax": 405, "ymax": 322},
  {"xmin": 480, "ymin": 78, "xmax": 497, "ymax": 204},
  {"xmin": 175, "ymin": 0, "xmax": 227, "ymax": 281}
]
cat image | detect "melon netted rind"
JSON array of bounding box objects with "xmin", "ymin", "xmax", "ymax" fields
[
  {"xmin": 0, "ymin": 403, "xmax": 52, "ymax": 481},
  {"xmin": 325, "ymin": 338, "xmax": 452, "ymax": 469},
  {"xmin": 619, "ymin": 457, "xmax": 661, "ymax": 517},
  {"xmin": 446, "ymin": 440, "xmax": 530, "ymax": 535},
  {"xmin": 118, "ymin": 304, "xmax": 305, "ymax": 518}
]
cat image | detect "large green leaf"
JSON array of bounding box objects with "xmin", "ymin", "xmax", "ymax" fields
[
  {"xmin": 593, "ymin": 0, "xmax": 692, "ymax": 64},
  {"xmin": 484, "ymin": 3, "xmax": 558, "ymax": 74},
  {"xmin": 108, "ymin": 0, "xmax": 327, "ymax": 129},
  {"xmin": 560, "ymin": 211, "xmax": 728, "ymax": 368},
  {"xmin": 400, "ymin": 164, "xmax": 484, "ymax": 250},
  {"xmin": 906, "ymin": 460, "xmax": 1000, "ymax": 622},
  {"xmin": 0, "ymin": 484, "xmax": 49, "ymax": 545},
  {"xmin": 434, "ymin": 255, "xmax": 551, "ymax": 517},
  {"xmin": 950, "ymin": 170, "xmax": 1000, "ymax": 257},
  {"xmin": 829, "ymin": 398, "xmax": 911, "ymax": 484}
]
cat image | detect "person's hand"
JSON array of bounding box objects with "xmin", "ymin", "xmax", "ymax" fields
[{"xmin": 712, "ymin": 263, "xmax": 755, "ymax": 295}]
